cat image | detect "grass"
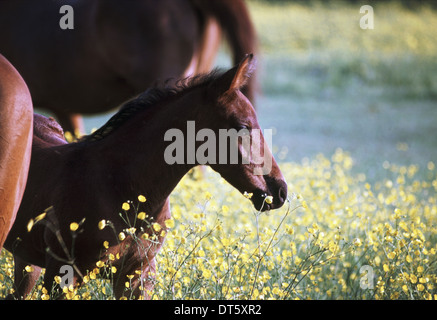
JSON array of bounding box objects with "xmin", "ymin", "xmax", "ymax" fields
[
  {"xmin": 247, "ymin": 0, "xmax": 437, "ymax": 182},
  {"xmin": 1, "ymin": 1, "xmax": 437, "ymax": 300}
]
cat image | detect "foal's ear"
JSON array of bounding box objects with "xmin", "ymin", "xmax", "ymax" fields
[
  {"xmin": 211, "ymin": 54, "xmax": 256, "ymax": 97},
  {"xmin": 228, "ymin": 54, "xmax": 256, "ymax": 91}
]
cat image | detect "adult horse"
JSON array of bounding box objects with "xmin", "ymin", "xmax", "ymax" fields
[
  {"xmin": 5, "ymin": 55, "xmax": 287, "ymax": 299},
  {"xmin": 0, "ymin": 54, "xmax": 33, "ymax": 249},
  {"xmin": 0, "ymin": 0, "xmax": 257, "ymax": 135}
]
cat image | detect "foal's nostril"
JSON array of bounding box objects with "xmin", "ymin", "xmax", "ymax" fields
[{"xmin": 278, "ymin": 187, "xmax": 287, "ymax": 204}]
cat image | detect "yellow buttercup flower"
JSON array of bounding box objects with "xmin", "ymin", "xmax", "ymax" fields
[
  {"xmin": 243, "ymin": 191, "xmax": 253, "ymax": 199},
  {"xmin": 410, "ymin": 274, "xmax": 418, "ymax": 284},
  {"xmin": 152, "ymin": 223, "xmax": 162, "ymax": 232},
  {"xmin": 122, "ymin": 202, "xmax": 130, "ymax": 211},
  {"xmin": 83, "ymin": 275, "xmax": 89, "ymax": 284},
  {"xmin": 25, "ymin": 265, "xmax": 34, "ymax": 273},
  {"xmin": 164, "ymin": 219, "xmax": 175, "ymax": 229},
  {"xmin": 98, "ymin": 220, "xmax": 107, "ymax": 230},
  {"xmin": 34, "ymin": 212, "xmax": 46, "ymax": 223},
  {"xmin": 70, "ymin": 222, "xmax": 79, "ymax": 232},
  {"xmin": 126, "ymin": 227, "xmax": 136, "ymax": 235},
  {"xmin": 27, "ymin": 219, "xmax": 34, "ymax": 232},
  {"xmin": 137, "ymin": 212, "xmax": 147, "ymax": 220},
  {"xmin": 353, "ymin": 238, "xmax": 362, "ymax": 247},
  {"xmin": 387, "ymin": 252, "xmax": 396, "ymax": 259},
  {"xmin": 202, "ymin": 269, "xmax": 212, "ymax": 279},
  {"xmin": 138, "ymin": 195, "xmax": 147, "ymax": 203}
]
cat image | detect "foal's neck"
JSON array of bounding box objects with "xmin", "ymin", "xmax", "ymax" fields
[{"xmin": 92, "ymin": 89, "xmax": 204, "ymax": 217}]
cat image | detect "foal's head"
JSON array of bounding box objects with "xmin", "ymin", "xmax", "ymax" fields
[{"xmin": 201, "ymin": 54, "xmax": 287, "ymax": 211}]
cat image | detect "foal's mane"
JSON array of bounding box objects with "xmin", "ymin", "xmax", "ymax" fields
[{"xmin": 81, "ymin": 69, "xmax": 223, "ymax": 142}]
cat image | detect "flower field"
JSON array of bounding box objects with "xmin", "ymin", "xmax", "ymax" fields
[
  {"xmin": 155, "ymin": 150, "xmax": 437, "ymax": 300},
  {"xmin": 1, "ymin": 149, "xmax": 436, "ymax": 300}
]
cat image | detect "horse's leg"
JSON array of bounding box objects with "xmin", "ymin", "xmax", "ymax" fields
[
  {"xmin": 0, "ymin": 54, "xmax": 33, "ymax": 248},
  {"xmin": 10, "ymin": 255, "xmax": 42, "ymax": 299},
  {"xmin": 182, "ymin": 17, "xmax": 221, "ymax": 79},
  {"xmin": 195, "ymin": 17, "xmax": 221, "ymax": 74},
  {"xmin": 69, "ymin": 114, "xmax": 85, "ymax": 137}
]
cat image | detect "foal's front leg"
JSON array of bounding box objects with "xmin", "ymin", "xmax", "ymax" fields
[
  {"xmin": 113, "ymin": 199, "xmax": 171, "ymax": 300},
  {"xmin": 113, "ymin": 254, "xmax": 157, "ymax": 300}
]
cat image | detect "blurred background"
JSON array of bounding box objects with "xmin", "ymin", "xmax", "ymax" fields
[{"xmin": 83, "ymin": 0, "xmax": 437, "ymax": 182}]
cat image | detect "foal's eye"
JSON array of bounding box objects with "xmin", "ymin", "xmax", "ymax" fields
[{"xmin": 235, "ymin": 124, "xmax": 250, "ymax": 132}]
